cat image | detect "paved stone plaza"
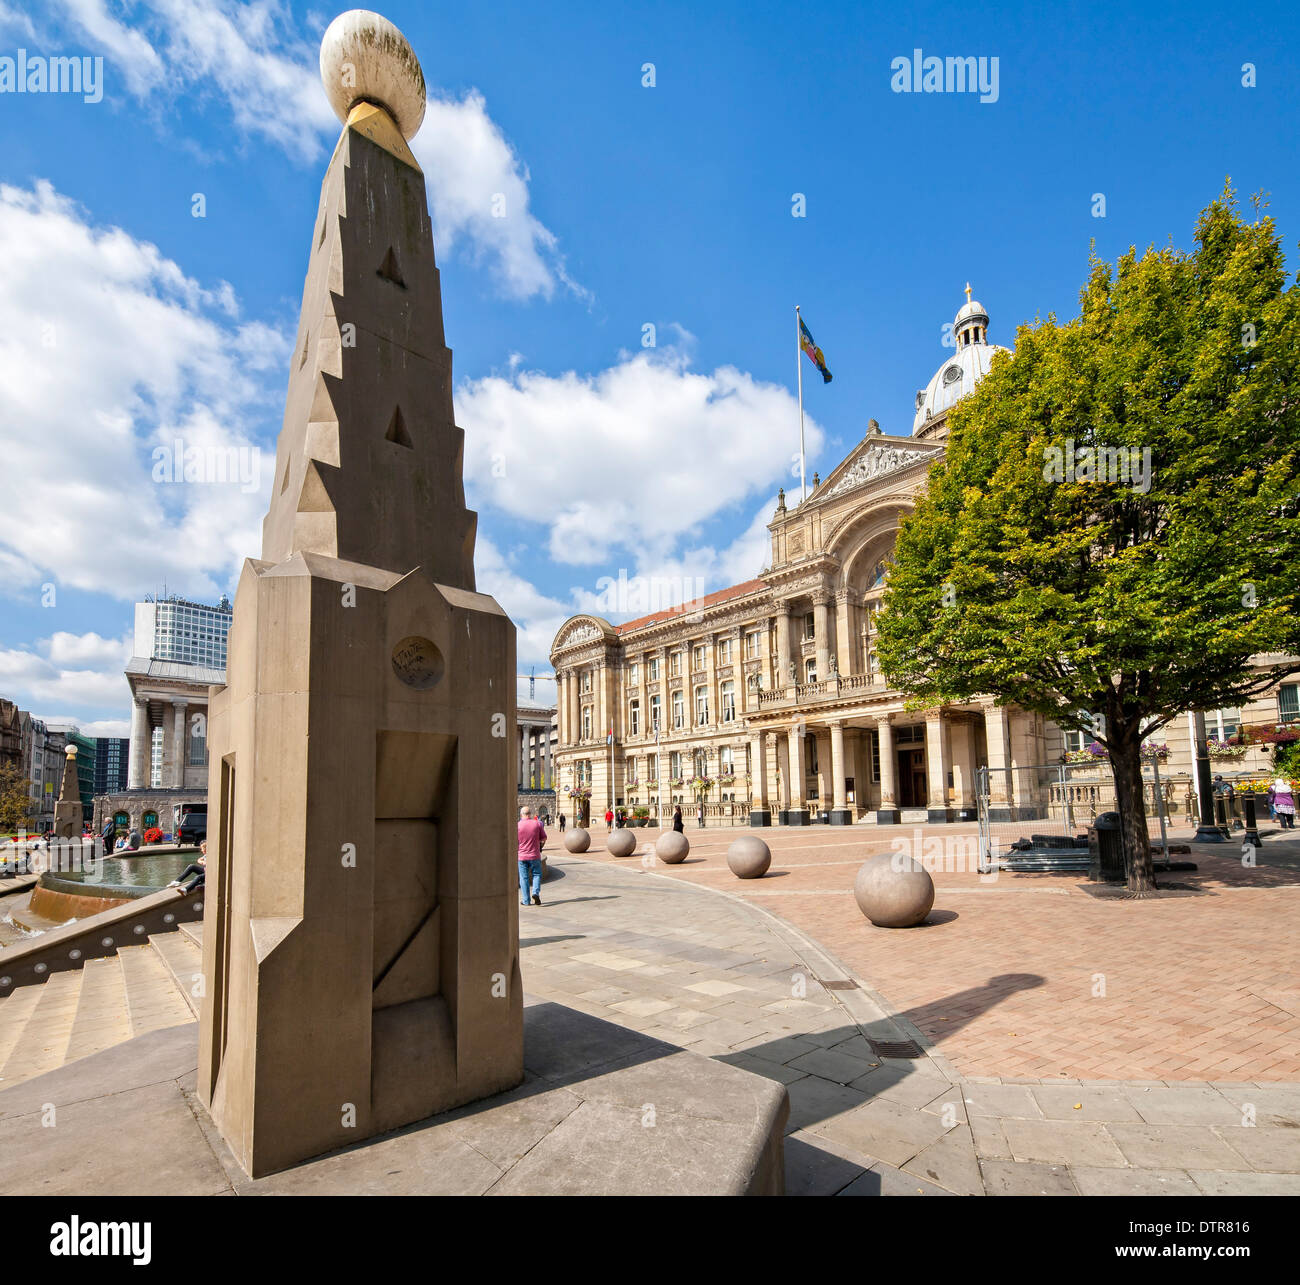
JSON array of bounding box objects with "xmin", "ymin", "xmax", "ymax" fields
[{"xmin": 519, "ymin": 832, "xmax": 1300, "ymax": 1194}]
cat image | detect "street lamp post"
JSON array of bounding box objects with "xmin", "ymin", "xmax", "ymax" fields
[{"xmin": 1192, "ymin": 710, "xmax": 1225, "ymax": 843}]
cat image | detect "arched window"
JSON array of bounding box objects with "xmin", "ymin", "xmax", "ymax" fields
[{"xmin": 871, "ymin": 559, "xmax": 889, "ymax": 588}]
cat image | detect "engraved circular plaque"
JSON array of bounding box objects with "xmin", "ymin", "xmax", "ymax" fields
[{"xmin": 392, "ymin": 635, "xmax": 444, "ymax": 689}]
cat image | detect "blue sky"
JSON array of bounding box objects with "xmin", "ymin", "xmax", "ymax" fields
[{"xmin": 1, "ymin": 0, "xmax": 1298, "ymax": 734}]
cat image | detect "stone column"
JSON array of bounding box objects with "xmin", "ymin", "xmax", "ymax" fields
[
  {"xmin": 829, "ymin": 719, "xmax": 850, "ymax": 824},
  {"xmin": 950, "ymin": 718, "xmax": 978, "ymax": 820},
  {"xmin": 813, "ymin": 592, "xmax": 831, "ymax": 682},
  {"xmin": 877, "ymin": 717, "xmax": 899, "ymax": 824},
  {"xmin": 925, "ymin": 710, "xmax": 953, "ymax": 822},
  {"xmin": 704, "ymin": 631, "xmax": 717, "ymax": 731},
  {"xmin": 835, "ymin": 592, "xmax": 854, "ymax": 678},
  {"xmin": 776, "ymin": 603, "xmax": 791, "ymax": 690},
  {"xmin": 128, "ymin": 697, "xmax": 149, "ymax": 789},
  {"xmin": 982, "ymin": 701, "xmax": 1013, "ymax": 820},
  {"xmin": 786, "ymin": 724, "xmax": 808, "ymax": 824},
  {"xmin": 171, "ymin": 699, "xmax": 188, "ymax": 788},
  {"xmin": 748, "ymin": 731, "xmax": 771, "ymax": 826}
]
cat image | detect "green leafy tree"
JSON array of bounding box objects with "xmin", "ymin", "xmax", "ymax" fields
[
  {"xmin": 875, "ymin": 187, "xmax": 1300, "ymax": 892},
  {"xmin": 0, "ymin": 762, "xmax": 35, "ymax": 837}
]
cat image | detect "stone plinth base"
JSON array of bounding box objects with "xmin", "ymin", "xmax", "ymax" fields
[
  {"xmin": 829, "ymin": 809, "xmax": 853, "ymax": 826},
  {"xmin": 926, "ymin": 807, "xmax": 955, "ymax": 823},
  {"xmin": 876, "ymin": 807, "xmax": 901, "ymax": 825},
  {"xmin": 748, "ymin": 809, "xmax": 772, "ymax": 827},
  {"xmin": 783, "ymin": 809, "xmax": 810, "ymax": 827},
  {"xmin": 0, "ymin": 1002, "xmax": 787, "ymax": 1196}
]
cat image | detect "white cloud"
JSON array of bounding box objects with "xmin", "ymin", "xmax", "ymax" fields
[
  {"xmin": 51, "ymin": 0, "xmax": 578, "ymax": 299},
  {"xmin": 0, "ymin": 630, "xmax": 132, "ymax": 723},
  {"xmin": 474, "ymin": 537, "xmax": 570, "ymax": 670},
  {"xmin": 0, "ymin": 180, "xmax": 281, "ymax": 603},
  {"xmin": 412, "ymin": 92, "xmax": 586, "ymax": 302},
  {"xmin": 458, "ymin": 345, "xmax": 821, "ymax": 568}
]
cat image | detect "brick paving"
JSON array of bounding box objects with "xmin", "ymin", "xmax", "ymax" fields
[
  {"xmin": 522, "ymin": 849, "xmax": 1300, "ymax": 1195},
  {"xmin": 557, "ymin": 821, "xmax": 1300, "ymax": 1082}
]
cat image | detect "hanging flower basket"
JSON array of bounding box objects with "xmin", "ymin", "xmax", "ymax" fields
[
  {"xmin": 690, "ymin": 776, "xmax": 714, "ymax": 795},
  {"xmin": 1207, "ymin": 739, "xmax": 1248, "ymax": 758}
]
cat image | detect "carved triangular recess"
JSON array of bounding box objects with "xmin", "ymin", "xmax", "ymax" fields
[
  {"xmin": 377, "ymin": 245, "xmax": 406, "ymax": 288},
  {"xmin": 385, "ymin": 405, "xmax": 413, "ymax": 448}
]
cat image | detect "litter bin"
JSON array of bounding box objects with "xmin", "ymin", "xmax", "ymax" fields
[{"xmin": 1088, "ymin": 811, "xmax": 1125, "ymax": 882}]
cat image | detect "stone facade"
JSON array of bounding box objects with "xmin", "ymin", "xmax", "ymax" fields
[{"xmin": 550, "ymin": 294, "xmax": 1300, "ymax": 827}]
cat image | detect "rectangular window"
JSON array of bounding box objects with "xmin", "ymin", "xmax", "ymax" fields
[
  {"xmin": 189, "ymin": 719, "xmax": 207, "ymax": 766},
  {"xmin": 745, "ymin": 631, "xmax": 760, "ymax": 659},
  {"xmin": 629, "ymin": 701, "xmax": 641, "ymax": 736},
  {"xmin": 581, "ymin": 670, "xmax": 592, "ymax": 693},
  {"xmin": 720, "ymin": 746, "xmax": 734, "ymax": 774},
  {"xmin": 721, "ymin": 680, "xmax": 735, "ymax": 722},
  {"xmin": 647, "ymin": 753, "xmax": 658, "ymax": 782},
  {"xmin": 582, "ymin": 707, "xmax": 592, "ymax": 739},
  {"xmin": 692, "ymin": 645, "xmax": 705, "ymax": 672},
  {"xmin": 871, "ymin": 730, "xmax": 880, "ymax": 783},
  {"xmin": 670, "ymin": 652, "xmax": 681, "ymax": 677},
  {"xmin": 629, "ymin": 663, "xmax": 639, "ymax": 686},
  {"xmin": 670, "ymin": 751, "xmax": 681, "ymax": 778},
  {"xmin": 804, "ymin": 613, "xmax": 815, "ymax": 641},
  {"xmin": 695, "ymin": 685, "xmax": 709, "ymax": 726},
  {"xmin": 1281, "ymin": 685, "xmax": 1300, "ymax": 724},
  {"xmin": 650, "ymin": 694, "xmax": 661, "ymax": 730},
  {"xmin": 672, "ymin": 691, "xmax": 684, "ymax": 729},
  {"xmin": 649, "ymin": 657, "xmax": 660, "ymax": 681},
  {"xmin": 719, "ymin": 638, "xmax": 731, "ymax": 664}
]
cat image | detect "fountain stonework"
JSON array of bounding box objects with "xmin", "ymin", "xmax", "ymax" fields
[{"xmin": 198, "ymin": 12, "xmax": 522, "ymax": 1178}]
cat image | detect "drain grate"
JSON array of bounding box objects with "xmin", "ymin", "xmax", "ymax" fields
[
  {"xmin": 868, "ymin": 1039, "xmax": 923, "ymax": 1059},
  {"xmin": 819, "ymin": 978, "xmax": 858, "ymax": 991}
]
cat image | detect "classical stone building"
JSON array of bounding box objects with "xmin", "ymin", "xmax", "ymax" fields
[{"xmin": 550, "ymin": 291, "xmax": 1299, "ymax": 827}]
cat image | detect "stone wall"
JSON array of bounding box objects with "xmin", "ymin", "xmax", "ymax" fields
[{"xmin": 517, "ymin": 788, "xmax": 557, "ymax": 822}]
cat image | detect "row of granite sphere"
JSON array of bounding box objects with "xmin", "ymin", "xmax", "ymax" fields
[{"xmin": 561, "ymin": 826, "xmax": 933, "ymax": 927}]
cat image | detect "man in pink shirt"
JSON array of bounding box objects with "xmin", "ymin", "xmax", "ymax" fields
[{"xmin": 517, "ymin": 805, "xmax": 547, "ymax": 906}]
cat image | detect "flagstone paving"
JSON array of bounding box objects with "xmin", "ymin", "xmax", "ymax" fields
[
  {"xmin": 555, "ymin": 821, "xmax": 1300, "ymax": 1082},
  {"xmin": 522, "ymin": 849, "xmax": 1300, "ymax": 1195}
]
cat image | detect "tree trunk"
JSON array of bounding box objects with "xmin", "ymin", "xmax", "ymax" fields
[{"xmin": 1109, "ymin": 729, "xmax": 1155, "ymax": 893}]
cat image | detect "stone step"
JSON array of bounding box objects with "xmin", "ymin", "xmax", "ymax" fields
[
  {"xmin": 178, "ymin": 920, "xmax": 204, "ymax": 949},
  {"xmin": 64, "ymin": 955, "xmax": 132, "ymax": 1066},
  {"xmin": 0, "ymin": 968, "xmax": 81, "ymax": 1086},
  {"xmin": 0, "ymin": 980, "xmax": 47, "ymax": 1078},
  {"xmin": 118, "ymin": 943, "xmax": 195, "ymax": 1037},
  {"xmin": 148, "ymin": 930, "xmax": 204, "ymax": 1018}
]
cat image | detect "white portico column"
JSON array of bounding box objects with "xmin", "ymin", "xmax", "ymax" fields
[
  {"xmin": 982, "ymin": 700, "xmax": 1014, "ymax": 820},
  {"xmin": 813, "ymin": 592, "xmax": 831, "ymax": 681},
  {"xmin": 829, "ymin": 720, "xmax": 850, "ymax": 824},
  {"xmin": 128, "ymin": 697, "xmax": 149, "ymax": 789},
  {"xmin": 787, "ymin": 724, "xmax": 808, "ymax": 823},
  {"xmin": 171, "ymin": 700, "xmax": 188, "ymax": 788},
  {"xmin": 749, "ymin": 731, "xmax": 771, "ymax": 825},
  {"xmin": 877, "ymin": 717, "xmax": 899, "ymax": 824},
  {"xmin": 776, "ymin": 603, "xmax": 792, "ymax": 689},
  {"xmin": 925, "ymin": 710, "xmax": 953, "ymax": 822},
  {"xmin": 950, "ymin": 718, "xmax": 978, "ymax": 819}
]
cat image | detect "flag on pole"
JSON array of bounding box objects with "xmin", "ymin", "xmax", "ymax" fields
[
  {"xmin": 607, "ymin": 727, "xmax": 614, "ymax": 746},
  {"xmin": 798, "ymin": 316, "xmax": 833, "ymax": 383}
]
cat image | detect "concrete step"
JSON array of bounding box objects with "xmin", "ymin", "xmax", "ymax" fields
[
  {"xmin": 0, "ymin": 968, "xmax": 81, "ymax": 1086},
  {"xmin": 0, "ymin": 981, "xmax": 47, "ymax": 1079},
  {"xmin": 177, "ymin": 920, "xmax": 204, "ymax": 949},
  {"xmin": 64, "ymin": 955, "xmax": 132, "ymax": 1066},
  {"xmin": 118, "ymin": 943, "xmax": 195, "ymax": 1037},
  {"xmin": 148, "ymin": 930, "xmax": 204, "ymax": 1018}
]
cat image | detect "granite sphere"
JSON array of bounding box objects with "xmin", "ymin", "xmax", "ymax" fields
[
  {"xmin": 606, "ymin": 828, "xmax": 636, "ymax": 858},
  {"xmin": 726, "ymin": 836, "xmax": 771, "ymax": 879},
  {"xmin": 655, "ymin": 831, "xmax": 689, "ymax": 864},
  {"xmin": 563, "ymin": 827, "xmax": 590, "ymax": 853},
  {"xmin": 320, "ymin": 9, "xmax": 427, "ymax": 140},
  {"xmin": 853, "ymin": 851, "xmax": 934, "ymax": 927}
]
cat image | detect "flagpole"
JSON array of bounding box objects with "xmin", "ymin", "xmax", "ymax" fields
[{"xmin": 795, "ymin": 305, "xmax": 807, "ymax": 502}]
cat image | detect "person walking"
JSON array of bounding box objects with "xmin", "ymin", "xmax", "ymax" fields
[
  {"xmin": 517, "ymin": 805, "xmax": 546, "ymax": 906},
  {"xmin": 604, "ymin": 807, "xmax": 614, "ymax": 829},
  {"xmin": 558, "ymin": 812, "xmax": 566, "ymax": 833},
  {"xmin": 1271, "ymin": 776, "xmax": 1296, "ymax": 830},
  {"xmin": 672, "ymin": 805, "xmax": 683, "ymax": 834}
]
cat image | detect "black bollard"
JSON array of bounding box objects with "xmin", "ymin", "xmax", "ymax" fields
[
  {"xmin": 1214, "ymin": 794, "xmax": 1230, "ymax": 838},
  {"xmin": 1242, "ymin": 791, "xmax": 1263, "ymax": 848}
]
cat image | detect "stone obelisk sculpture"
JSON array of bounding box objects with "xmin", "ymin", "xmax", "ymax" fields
[
  {"xmin": 198, "ymin": 10, "xmax": 522, "ymax": 1178},
  {"xmin": 52, "ymin": 744, "xmax": 83, "ymax": 838}
]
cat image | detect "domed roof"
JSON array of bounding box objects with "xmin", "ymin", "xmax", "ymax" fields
[{"xmin": 912, "ymin": 287, "xmax": 1008, "ymax": 434}]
